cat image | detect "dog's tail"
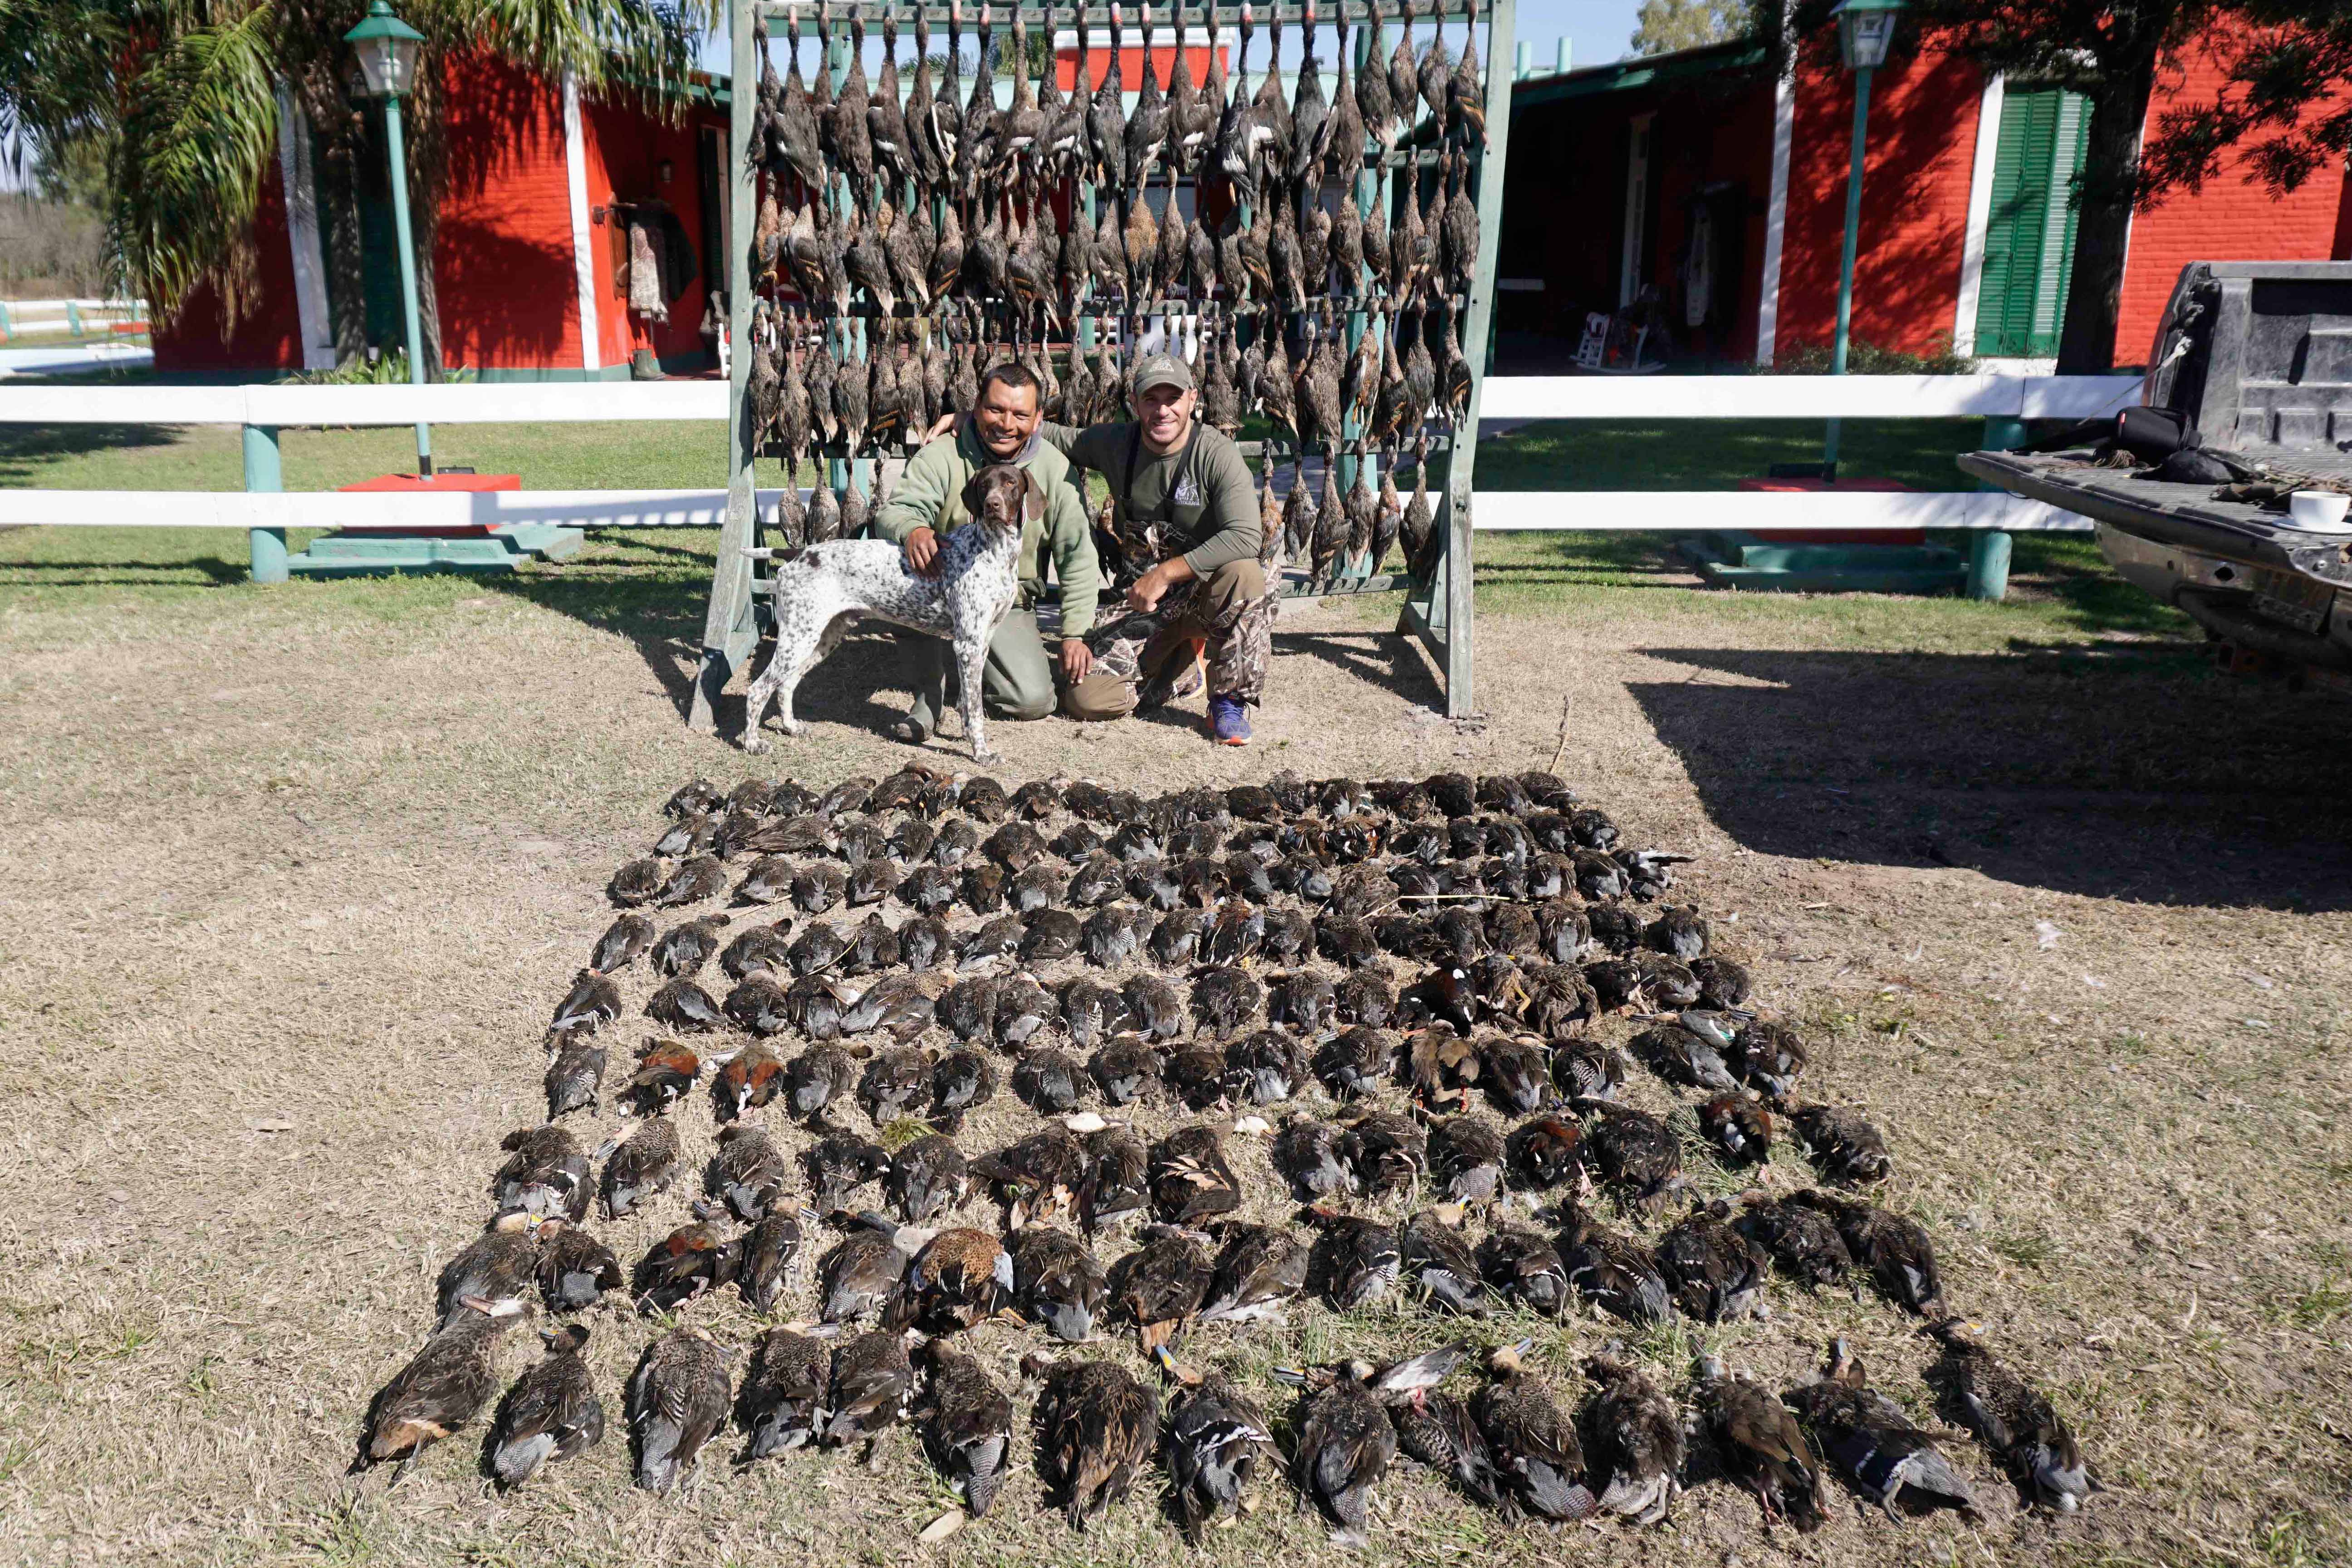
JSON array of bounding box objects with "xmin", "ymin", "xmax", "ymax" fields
[{"xmin": 741, "ymin": 547, "xmax": 804, "ymax": 564}]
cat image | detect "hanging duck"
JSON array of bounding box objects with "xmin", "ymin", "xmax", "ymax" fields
[
  {"xmin": 999, "ymin": 7, "xmax": 1044, "ymax": 184},
  {"xmin": 830, "ymin": 6, "xmax": 877, "ymax": 211},
  {"xmin": 1126, "ymin": 2, "xmax": 1169, "ymax": 190},
  {"xmin": 1441, "ymin": 149, "xmax": 1480, "ymax": 299},
  {"xmin": 960, "ymin": 6, "xmax": 1001, "ymax": 201},
  {"xmin": 1156, "ymin": 166, "xmax": 1189, "ymax": 301},
  {"xmin": 887, "ymin": 199, "xmax": 933, "ymax": 314},
  {"xmin": 1331, "ymin": 189, "xmax": 1365, "ymax": 294},
  {"xmin": 1390, "ymin": 0, "xmax": 1424, "ymax": 139},
  {"xmin": 1288, "ymin": 3, "xmax": 1330, "ymax": 189},
  {"xmin": 1417, "ymin": 0, "xmax": 1454, "ymax": 127},
  {"xmin": 1089, "ymin": 4, "xmax": 1129, "ymax": 191},
  {"xmin": 1215, "ymin": 5, "xmax": 1261, "ymax": 207},
  {"xmin": 904, "ymin": 10, "xmax": 945, "ymax": 193},
  {"xmin": 1254, "ymin": 11, "xmax": 1294, "ymax": 188},
  {"xmin": 1356, "ymin": 13, "xmax": 1396, "ymax": 156},
  {"xmin": 774, "ymin": 9, "xmax": 825, "ymax": 192},
  {"xmin": 1167, "ymin": 2, "xmax": 1210, "ymax": 172},
  {"xmin": 870, "ymin": 8, "xmax": 912, "ymax": 195},
  {"xmin": 1450, "ymin": 0, "xmax": 1488, "ymax": 147}
]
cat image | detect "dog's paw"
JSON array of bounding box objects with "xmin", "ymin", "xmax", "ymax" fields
[
  {"xmin": 970, "ymin": 745, "xmax": 1004, "ymax": 767},
  {"xmin": 742, "ymin": 735, "xmax": 772, "ymax": 755}
]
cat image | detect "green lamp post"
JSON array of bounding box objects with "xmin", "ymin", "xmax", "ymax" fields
[
  {"xmin": 344, "ymin": 0, "xmax": 434, "ymax": 477},
  {"xmin": 1821, "ymin": 0, "xmax": 1903, "ymax": 479}
]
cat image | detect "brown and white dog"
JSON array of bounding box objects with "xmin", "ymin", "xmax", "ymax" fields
[{"xmin": 742, "ymin": 463, "xmax": 1039, "ymax": 764}]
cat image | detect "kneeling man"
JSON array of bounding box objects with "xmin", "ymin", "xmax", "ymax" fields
[
  {"xmin": 875, "ymin": 360, "xmax": 1125, "ymax": 741},
  {"xmin": 1040, "ymin": 353, "xmax": 1275, "ymax": 746}
]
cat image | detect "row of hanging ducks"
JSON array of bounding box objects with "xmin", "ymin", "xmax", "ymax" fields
[
  {"xmin": 747, "ymin": 294, "xmax": 1468, "ymax": 466},
  {"xmin": 750, "ymin": 0, "xmax": 1488, "ymax": 322}
]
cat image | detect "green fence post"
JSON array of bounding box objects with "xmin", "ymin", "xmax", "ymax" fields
[
  {"xmin": 68, "ymin": 301, "xmax": 83, "ymax": 338},
  {"xmin": 1968, "ymin": 414, "xmax": 2026, "ymax": 601},
  {"xmin": 244, "ymin": 424, "xmax": 288, "ymax": 583}
]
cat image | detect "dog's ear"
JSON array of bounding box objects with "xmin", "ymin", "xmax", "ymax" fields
[
  {"xmin": 1019, "ymin": 469, "xmax": 1045, "ymax": 530},
  {"xmin": 957, "ymin": 469, "xmax": 990, "ymax": 523}
]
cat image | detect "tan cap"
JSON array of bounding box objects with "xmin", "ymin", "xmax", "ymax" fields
[{"xmin": 1130, "ymin": 353, "xmax": 1195, "ymax": 395}]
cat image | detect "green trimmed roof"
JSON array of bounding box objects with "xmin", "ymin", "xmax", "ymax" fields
[{"xmin": 1508, "ymin": 36, "xmax": 1767, "ymax": 113}]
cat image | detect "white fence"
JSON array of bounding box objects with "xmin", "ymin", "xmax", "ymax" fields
[{"xmin": 0, "ymin": 372, "xmax": 2142, "ymax": 539}]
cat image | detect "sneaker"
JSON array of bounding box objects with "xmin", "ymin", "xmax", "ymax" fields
[{"xmin": 1207, "ymin": 693, "xmax": 1253, "ymax": 745}]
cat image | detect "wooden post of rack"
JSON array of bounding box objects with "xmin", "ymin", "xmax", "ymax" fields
[
  {"xmin": 1397, "ymin": 0, "xmax": 1512, "ymax": 717},
  {"xmin": 690, "ymin": 0, "xmax": 767, "ymax": 734}
]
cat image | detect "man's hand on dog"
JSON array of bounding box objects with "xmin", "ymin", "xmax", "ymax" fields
[{"xmin": 903, "ymin": 526, "xmax": 941, "ymax": 577}]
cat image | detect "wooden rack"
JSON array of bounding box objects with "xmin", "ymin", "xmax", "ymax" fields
[{"xmin": 691, "ymin": 0, "xmax": 1513, "ymax": 731}]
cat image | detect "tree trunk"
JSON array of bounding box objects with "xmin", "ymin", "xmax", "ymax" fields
[
  {"xmin": 304, "ymin": 83, "xmax": 371, "ymax": 367},
  {"xmin": 410, "ymin": 190, "xmax": 445, "ymax": 381},
  {"xmin": 2054, "ymin": 48, "xmax": 2160, "ymax": 374}
]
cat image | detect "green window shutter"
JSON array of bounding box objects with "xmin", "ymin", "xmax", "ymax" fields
[{"xmin": 1975, "ymin": 86, "xmax": 2091, "ymax": 358}]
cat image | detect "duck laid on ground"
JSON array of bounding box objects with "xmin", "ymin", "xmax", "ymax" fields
[
  {"xmin": 1166, "ymin": 1372, "xmax": 1272, "ymax": 1540},
  {"xmin": 916, "ymin": 1338, "xmax": 1014, "ymax": 1519},
  {"xmin": 597, "ymin": 1115, "xmax": 680, "ymax": 1220},
  {"xmin": 1697, "ymin": 1352, "xmax": 1827, "ymax": 1531},
  {"xmin": 487, "ymin": 1324, "xmax": 604, "ymax": 1490},
  {"xmin": 1393, "ymin": 1385, "xmax": 1503, "ymax": 1507},
  {"xmin": 1584, "ymin": 1352, "xmax": 1683, "ymax": 1525},
  {"xmin": 1474, "ymin": 1340, "xmax": 1597, "ymax": 1521},
  {"xmin": 354, "ymin": 1301, "xmax": 514, "ymax": 1479},
  {"xmin": 822, "ymin": 1328, "xmax": 914, "ymax": 1462},
  {"xmin": 1928, "ymin": 1318, "xmax": 2097, "ymax": 1512},
  {"xmin": 1788, "ymin": 1339, "xmax": 1978, "ymax": 1520},
  {"xmin": 739, "ymin": 1324, "xmax": 830, "ymax": 1460},
  {"xmin": 1013, "ymin": 1224, "xmax": 1106, "ymax": 1343},
  {"xmin": 1285, "ymin": 1359, "xmax": 1398, "ymax": 1548},
  {"xmin": 627, "ymin": 1326, "xmax": 731, "ymax": 1494},
  {"xmin": 491, "ymin": 1126, "xmax": 589, "ymax": 1223},
  {"xmin": 534, "ymin": 1219, "xmax": 620, "ymax": 1313},
  {"xmin": 1028, "ymin": 1354, "xmax": 1160, "ymax": 1530},
  {"xmin": 435, "ymin": 1212, "xmax": 540, "ymax": 1326}
]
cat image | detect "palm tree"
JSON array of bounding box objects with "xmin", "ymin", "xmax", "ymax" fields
[{"xmin": 0, "ymin": 0, "xmax": 712, "ymax": 371}]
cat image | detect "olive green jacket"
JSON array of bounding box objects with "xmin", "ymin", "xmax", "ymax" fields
[{"xmin": 872, "ymin": 422, "xmax": 1103, "ymax": 638}]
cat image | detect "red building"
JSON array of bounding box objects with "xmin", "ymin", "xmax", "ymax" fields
[
  {"xmin": 1499, "ymin": 31, "xmax": 2352, "ymax": 369},
  {"xmin": 157, "ymin": 28, "xmax": 2352, "ymax": 378},
  {"xmin": 157, "ymin": 58, "xmax": 731, "ymax": 380}
]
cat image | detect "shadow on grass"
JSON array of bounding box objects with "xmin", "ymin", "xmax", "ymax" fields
[
  {"xmin": 1629, "ymin": 644, "xmax": 2352, "ymax": 909},
  {"xmin": 0, "ymin": 555, "xmax": 250, "ymax": 586},
  {"xmin": 0, "ymin": 422, "xmax": 187, "ymax": 485},
  {"xmin": 1276, "ymin": 627, "xmax": 1446, "ymax": 710}
]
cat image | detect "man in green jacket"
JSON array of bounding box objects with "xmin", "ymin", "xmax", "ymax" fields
[
  {"xmin": 1037, "ymin": 353, "xmax": 1275, "ymax": 746},
  {"xmin": 873, "ymin": 361, "xmax": 1122, "ymax": 742}
]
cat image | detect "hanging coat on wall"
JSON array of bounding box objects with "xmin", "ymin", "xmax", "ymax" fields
[{"xmin": 623, "ymin": 200, "xmax": 697, "ymax": 324}]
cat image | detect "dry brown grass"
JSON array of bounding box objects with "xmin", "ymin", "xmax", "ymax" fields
[{"xmin": 1, "ymin": 571, "xmax": 2348, "ymax": 1568}]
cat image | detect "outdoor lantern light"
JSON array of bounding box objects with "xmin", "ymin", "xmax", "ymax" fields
[
  {"xmin": 344, "ymin": 0, "xmax": 434, "ymax": 476},
  {"xmin": 1818, "ymin": 0, "xmax": 1906, "ymax": 480},
  {"xmin": 1832, "ymin": 0, "xmax": 1904, "ymax": 73},
  {"xmin": 344, "ymin": 0, "xmax": 425, "ymax": 98}
]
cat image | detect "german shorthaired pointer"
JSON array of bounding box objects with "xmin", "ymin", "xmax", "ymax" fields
[{"xmin": 742, "ymin": 462, "xmax": 1039, "ymax": 763}]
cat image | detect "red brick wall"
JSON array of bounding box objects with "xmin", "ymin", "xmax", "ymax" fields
[
  {"xmin": 151, "ymin": 166, "xmax": 306, "ymax": 373},
  {"xmin": 2117, "ymin": 36, "xmax": 2352, "ymax": 363},
  {"xmin": 1774, "ymin": 50, "xmax": 1984, "ymax": 360},
  {"xmin": 435, "ymin": 54, "xmax": 585, "ymax": 371}
]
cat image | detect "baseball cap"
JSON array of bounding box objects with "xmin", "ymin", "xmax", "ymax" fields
[{"xmin": 1130, "ymin": 353, "xmax": 1195, "ymax": 395}]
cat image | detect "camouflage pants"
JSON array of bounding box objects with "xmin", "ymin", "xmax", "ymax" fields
[{"xmin": 1079, "ymin": 558, "xmax": 1280, "ymax": 715}]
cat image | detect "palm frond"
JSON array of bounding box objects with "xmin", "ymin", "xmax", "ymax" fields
[{"xmin": 113, "ymin": 2, "xmax": 284, "ymax": 324}]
